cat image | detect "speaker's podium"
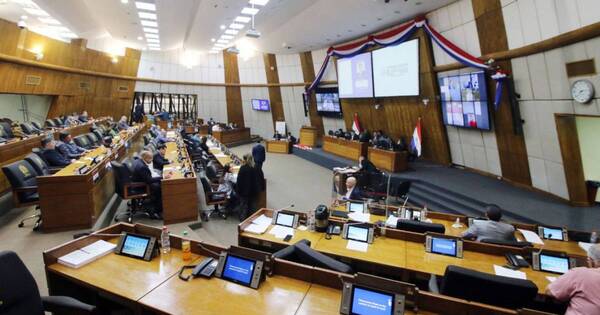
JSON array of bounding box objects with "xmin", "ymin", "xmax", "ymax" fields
[{"xmin": 299, "ymin": 126, "xmax": 318, "ymax": 147}]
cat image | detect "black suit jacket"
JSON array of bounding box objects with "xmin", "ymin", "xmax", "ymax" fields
[
  {"xmin": 360, "ymin": 159, "xmax": 378, "ymax": 173},
  {"xmin": 347, "ymin": 187, "xmax": 363, "ymax": 200},
  {"xmin": 132, "ymin": 159, "xmax": 161, "ymax": 184},
  {"xmin": 42, "ymin": 148, "xmax": 71, "ymax": 167},
  {"xmin": 153, "ymin": 153, "xmax": 170, "ymax": 171},
  {"xmin": 236, "ymin": 164, "xmax": 260, "ymax": 198}
]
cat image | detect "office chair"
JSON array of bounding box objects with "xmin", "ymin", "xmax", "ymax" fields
[
  {"xmin": 145, "ymin": 143, "xmax": 157, "ymax": 153},
  {"xmin": 31, "ymin": 121, "xmax": 42, "ymax": 130},
  {"xmin": 91, "ymin": 129, "xmax": 104, "ymax": 141},
  {"xmin": 0, "ymin": 251, "xmax": 97, "ymax": 315},
  {"xmin": 481, "ymin": 238, "xmax": 533, "ymax": 248},
  {"xmin": 205, "ymin": 164, "xmax": 220, "ymax": 184},
  {"xmin": 24, "ymin": 153, "xmax": 59, "ymax": 176},
  {"xmin": 0, "ymin": 121, "xmax": 14, "ymax": 138},
  {"xmin": 111, "ymin": 160, "xmax": 152, "ymax": 223},
  {"xmin": 143, "ymin": 134, "xmax": 151, "ymax": 146},
  {"xmin": 73, "ymin": 135, "xmax": 92, "ymax": 149},
  {"xmin": 52, "ymin": 118, "xmax": 63, "ymax": 127},
  {"xmin": 431, "ymin": 265, "xmax": 538, "ymax": 309},
  {"xmin": 396, "ymin": 219, "xmax": 446, "ymax": 234},
  {"xmin": 20, "ymin": 123, "xmax": 37, "ymax": 135},
  {"xmin": 1, "ymin": 160, "xmax": 42, "ymax": 230},
  {"xmin": 391, "ymin": 181, "xmax": 411, "ymax": 203},
  {"xmin": 273, "ymin": 240, "xmax": 353, "ymax": 274},
  {"xmin": 199, "ymin": 176, "xmax": 227, "ymax": 220},
  {"xmin": 45, "ymin": 119, "xmax": 56, "ymax": 128},
  {"xmin": 85, "ymin": 133, "xmax": 100, "ymax": 147},
  {"xmin": 0, "ymin": 127, "xmax": 9, "ymax": 141}
]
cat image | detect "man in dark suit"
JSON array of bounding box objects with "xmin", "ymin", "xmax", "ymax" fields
[
  {"xmin": 57, "ymin": 132, "xmax": 86, "ymax": 159},
  {"xmin": 132, "ymin": 150, "xmax": 172, "ymax": 219},
  {"xmin": 252, "ymin": 141, "xmax": 266, "ymax": 171},
  {"xmin": 343, "ymin": 176, "xmax": 363, "ymax": 200},
  {"xmin": 152, "ymin": 144, "xmax": 170, "ymax": 172},
  {"xmin": 358, "ymin": 155, "xmax": 378, "ymax": 173},
  {"xmin": 41, "ymin": 138, "xmax": 73, "ymax": 167}
]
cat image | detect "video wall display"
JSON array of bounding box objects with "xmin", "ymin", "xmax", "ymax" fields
[
  {"xmin": 315, "ymin": 87, "xmax": 342, "ymax": 117},
  {"xmin": 337, "ymin": 52, "xmax": 374, "ymax": 98},
  {"xmin": 439, "ymin": 71, "xmax": 491, "ymax": 130}
]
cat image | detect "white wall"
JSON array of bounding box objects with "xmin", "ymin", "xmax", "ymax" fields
[
  {"xmin": 311, "ymin": 48, "xmax": 346, "ymax": 133},
  {"xmin": 501, "ymin": 0, "xmax": 600, "ymax": 199},
  {"xmin": 0, "ymin": 94, "xmax": 51, "ymax": 124},
  {"xmin": 276, "ymin": 53, "xmax": 310, "ymax": 137},
  {"xmin": 427, "ymin": 0, "xmax": 502, "ymax": 176},
  {"xmin": 238, "ymin": 54, "xmax": 273, "ymax": 139}
]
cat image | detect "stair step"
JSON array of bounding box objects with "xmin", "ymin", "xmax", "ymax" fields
[{"xmin": 411, "ymin": 183, "xmax": 485, "ymax": 214}]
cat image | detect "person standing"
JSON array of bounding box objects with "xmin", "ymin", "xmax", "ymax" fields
[
  {"xmin": 236, "ymin": 154, "xmax": 260, "ymax": 221},
  {"xmin": 252, "ymin": 140, "xmax": 266, "ymax": 172}
]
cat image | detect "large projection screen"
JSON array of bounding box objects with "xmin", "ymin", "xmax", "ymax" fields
[
  {"xmin": 336, "ymin": 52, "xmax": 374, "ymax": 98},
  {"xmin": 373, "ymin": 39, "xmax": 419, "ymax": 97}
]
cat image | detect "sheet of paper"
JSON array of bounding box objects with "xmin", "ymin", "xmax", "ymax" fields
[
  {"xmin": 385, "ymin": 215, "xmax": 399, "ymax": 227},
  {"xmin": 579, "ymin": 242, "xmax": 593, "ymax": 253},
  {"xmin": 348, "ymin": 212, "xmax": 371, "ymax": 223},
  {"xmin": 346, "ymin": 240, "xmax": 368, "ymax": 252},
  {"xmin": 58, "ymin": 250, "xmax": 92, "ymax": 268},
  {"xmin": 494, "ymin": 265, "xmax": 527, "ymax": 280},
  {"xmin": 518, "ymin": 229, "xmax": 544, "ymax": 245},
  {"xmin": 243, "ymin": 223, "xmax": 269, "ymax": 235},
  {"xmin": 269, "ymin": 225, "xmax": 294, "ymax": 239},
  {"xmin": 297, "ymin": 225, "xmax": 308, "ymax": 231},
  {"xmin": 81, "ymin": 240, "xmax": 116, "ymax": 256},
  {"xmin": 252, "ymin": 214, "xmax": 272, "ymax": 226},
  {"xmin": 546, "ymin": 276, "xmax": 557, "ymax": 283},
  {"xmin": 214, "ymin": 153, "xmax": 227, "ymax": 158}
]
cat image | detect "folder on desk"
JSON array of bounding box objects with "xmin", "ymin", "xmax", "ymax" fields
[
  {"xmin": 243, "ymin": 215, "xmax": 271, "ymax": 235},
  {"xmin": 58, "ymin": 240, "xmax": 116, "ymax": 269}
]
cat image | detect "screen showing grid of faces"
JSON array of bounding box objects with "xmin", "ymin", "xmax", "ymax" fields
[{"xmin": 439, "ymin": 71, "xmax": 490, "ymax": 130}]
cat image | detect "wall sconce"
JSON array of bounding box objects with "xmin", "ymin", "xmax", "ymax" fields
[
  {"xmin": 34, "ymin": 52, "xmax": 44, "ymax": 61},
  {"xmin": 27, "ymin": 46, "xmax": 44, "ymax": 61},
  {"xmin": 111, "ymin": 56, "xmax": 118, "ymax": 64}
]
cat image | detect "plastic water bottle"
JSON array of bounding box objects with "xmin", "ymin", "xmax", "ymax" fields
[
  {"xmin": 591, "ymin": 231, "xmax": 598, "ymax": 244},
  {"xmin": 161, "ymin": 226, "xmax": 171, "ymax": 254},
  {"xmin": 182, "ymin": 231, "xmax": 192, "ymax": 261},
  {"xmin": 307, "ymin": 210, "xmax": 316, "ymax": 231}
]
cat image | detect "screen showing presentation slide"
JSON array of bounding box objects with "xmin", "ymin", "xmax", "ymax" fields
[
  {"xmin": 337, "ymin": 52, "xmax": 374, "ymax": 98},
  {"xmin": 222, "ymin": 255, "xmax": 255, "ymax": 285},
  {"xmin": 347, "ymin": 226, "xmax": 369, "ymax": 242},
  {"xmin": 122, "ymin": 235, "xmax": 150, "ymax": 258},
  {"xmin": 540, "ymin": 255, "xmax": 569, "ymax": 274},
  {"xmin": 372, "ymin": 39, "xmax": 420, "ymax": 97},
  {"xmin": 351, "ymin": 286, "xmax": 394, "ymax": 315},
  {"xmin": 316, "ymin": 91, "xmax": 341, "ymax": 113},
  {"xmin": 439, "ymin": 71, "xmax": 490, "ymax": 130},
  {"xmin": 251, "ymin": 99, "xmax": 270, "ymax": 111},
  {"xmin": 431, "ymin": 238, "xmax": 457, "ymax": 256},
  {"xmin": 276, "ymin": 213, "xmax": 295, "ymax": 227}
]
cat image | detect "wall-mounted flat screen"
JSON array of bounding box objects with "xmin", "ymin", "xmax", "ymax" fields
[
  {"xmin": 337, "ymin": 52, "xmax": 374, "ymax": 98},
  {"xmin": 316, "ymin": 88, "xmax": 342, "ymax": 117},
  {"xmin": 373, "ymin": 39, "xmax": 420, "ymax": 97},
  {"xmin": 252, "ymin": 99, "xmax": 270, "ymax": 111},
  {"xmin": 439, "ymin": 71, "xmax": 490, "ymax": 130}
]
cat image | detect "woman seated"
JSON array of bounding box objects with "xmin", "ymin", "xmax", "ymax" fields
[{"xmin": 217, "ymin": 163, "xmax": 239, "ymax": 213}]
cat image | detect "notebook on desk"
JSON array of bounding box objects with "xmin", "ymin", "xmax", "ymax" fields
[{"xmin": 58, "ymin": 240, "xmax": 116, "ymax": 269}]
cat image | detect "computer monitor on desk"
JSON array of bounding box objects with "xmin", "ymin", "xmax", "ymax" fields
[
  {"xmin": 215, "ymin": 249, "xmax": 265, "ymax": 289},
  {"xmin": 271, "ymin": 211, "xmax": 299, "ymax": 228},
  {"xmin": 346, "ymin": 200, "xmax": 366, "ymax": 213},
  {"xmin": 342, "ymin": 224, "xmax": 374, "ymax": 244},
  {"xmin": 340, "ymin": 273, "xmax": 412, "ymax": 315},
  {"xmin": 425, "ymin": 233, "xmax": 463, "ymax": 258},
  {"xmin": 532, "ymin": 251, "xmax": 576, "ymax": 274},
  {"xmin": 537, "ymin": 225, "xmax": 568, "ymax": 241}
]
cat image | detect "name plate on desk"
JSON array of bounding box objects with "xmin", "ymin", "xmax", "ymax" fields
[
  {"xmin": 77, "ymin": 165, "xmax": 90, "ymax": 175},
  {"xmin": 92, "ymin": 172, "xmax": 100, "ymax": 183}
]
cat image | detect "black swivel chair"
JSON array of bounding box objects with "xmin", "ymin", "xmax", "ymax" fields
[
  {"xmin": 0, "ymin": 127, "xmax": 9, "ymax": 143},
  {"xmin": 24, "ymin": 153, "xmax": 54, "ymax": 176},
  {"xmin": 45, "ymin": 119, "xmax": 57, "ymax": 128},
  {"xmin": 431, "ymin": 265, "xmax": 538, "ymax": 309},
  {"xmin": 85, "ymin": 133, "xmax": 100, "ymax": 147},
  {"xmin": 31, "ymin": 121, "xmax": 42, "ymax": 131},
  {"xmin": 0, "ymin": 121, "xmax": 14, "ymax": 138},
  {"xmin": 273, "ymin": 239, "xmax": 353, "ymax": 274},
  {"xmin": 91, "ymin": 129, "xmax": 104, "ymax": 142},
  {"xmin": 1, "ymin": 160, "xmax": 42, "ymax": 230},
  {"xmin": 73, "ymin": 135, "xmax": 92, "ymax": 149},
  {"xmin": 111, "ymin": 160, "xmax": 152, "ymax": 223},
  {"xmin": 0, "ymin": 250, "xmax": 97, "ymax": 315},
  {"xmin": 20, "ymin": 123, "xmax": 38, "ymax": 135},
  {"xmin": 199, "ymin": 176, "xmax": 227, "ymax": 220},
  {"xmin": 391, "ymin": 181, "xmax": 411, "ymax": 203},
  {"xmin": 396, "ymin": 219, "xmax": 446, "ymax": 234},
  {"xmin": 52, "ymin": 118, "xmax": 63, "ymax": 127}
]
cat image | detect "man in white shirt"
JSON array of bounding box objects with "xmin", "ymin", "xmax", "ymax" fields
[{"xmin": 344, "ymin": 177, "xmax": 362, "ymax": 200}]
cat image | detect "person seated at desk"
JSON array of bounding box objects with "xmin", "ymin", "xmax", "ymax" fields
[
  {"xmin": 57, "ymin": 131, "xmax": 87, "ymax": 159},
  {"xmin": 198, "ymin": 136, "xmax": 209, "ymax": 153},
  {"xmin": 273, "ymin": 130, "xmax": 283, "ymax": 140},
  {"xmin": 64, "ymin": 113, "xmax": 80, "ymax": 127},
  {"xmin": 207, "ymin": 117, "xmax": 215, "ymax": 126},
  {"xmin": 358, "ymin": 155, "xmax": 378, "ymax": 173},
  {"xmin": 358, "ymin": 130, "xmax": 371, "ymax": 143},
  {"xmin": 10, "ymin": 122, "xmax": 26, "ymax": 139},
  {"xmin": 117, "ymin": 116, "xmax": 130, "ymax": 131},
  {"xmin": 461, "ymin": 205, "xmax": 516, "ymax": 242},
  {"xmin": 153, "ymin": 144, "xmax": 171, "ymax": 172},
  {"xmin": 79, "ymin": 111, "xmax": 89, "ymax": 123},
  {"xmin": 343, "ymin": 176, "xmax": 363, "ymax": 200},
  {"xmin": 546, "ymin": 244, "xmax": 600, "ymax": 315},
  {"xmin": 334, "ymin": 128, "xmax": 344, "ymax": 138},
  {"xmin": 41, "ymin": 138, "xmax": 74, "ymax": 167},
  {"xmin": 211, "ymin": 124, "xmax": 223, "ymax": 132},
  {"xmin": 132, "ymin": 150, "xmax": 172, "ymax": 219},
  {"xmin": 287, "ymin": 132, "xmax": 297, "ymax": 144},
  {"xmin": 217, "ymin": 163, "xmax": 239, "ymax": 212}
]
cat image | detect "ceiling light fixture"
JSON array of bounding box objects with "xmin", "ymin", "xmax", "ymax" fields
[
  {"xmin": 224, "ymin": 29, "xmax": 238, "ymax": 35},
  {"xmin": 143, "ymin": 27, "xmax": 158, "ymax": 33},
  {"xmin": 38, "ymin": 17, "xmax": 61, "ymax": 25},
  {"xmin": 220, "ymin": 24, "xmax": 226, "ymax": 30},
  {"xmin": 241, "ymin": 7, "xmax": 259, "ymax": 15},
  {"xmin": 135, "ymin": 2, "xmax": 156, "ymax": 11},
  {"xmin": 211, "ymin": 38, "xmax": 215, "ymax": 42},
  {"xmin": 145, "ymin": 33, "xmax": 159, "ymax": 39},
  {"xmin": 121, "ymin": 0, "xmax": 128, "ymax": 4},
  {"xmin": 23, "ymin": 8, "xmax": 49, "ymax": 16},
  {"xmin": 217, "ymin": 39, "xmax": 228, "ymax": 43},
  {"xmin": 146, "ymin": 38, "xmax": 160, "ymax": 43},
  {"xmin": 138, "ymin": 12, "xmax": 156, "ymax": 20},
  {"xmin": 137, "ymin": 36, "xmax": 143, "ymax": 40},
  {"xmin": 62, "ymin": 32, "xmax": 78, "ymax": 39},
  {"xmin": 148, "ymin": 47, "xmax": 160, "ymax": 50},
  {"xmin": 140, "ymin": 20, "xmax": 158, "ymax": 27},
  {"xmin": 220, "ymin": 35, "xmax": 234, "ymax": 40},
  {"xmin": 234, "ymin": 16, "xmax": 251, "ymax": 23},
  {"xmin": 20, "ymin": 15, "xmax": 28, "ymax": 20},
  {"xmin": 249, "ymin": 0, "xmax": 269, "ymax": 5},
  {"xmin": 229, "ymin": 23, "xmax": 244, "ymax": 29}
]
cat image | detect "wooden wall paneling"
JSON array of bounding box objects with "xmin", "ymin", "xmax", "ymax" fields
[
  {"xmin": 299, "ymin": 51, "xmax": 324, "ymax": 138},
  {"xmin": 263, "ymin": 53, "xmax": 286, "ymax": 126},
  {"xmin": 554, "ymin": 114, "xmax": 590, "ymax": 206},
  {"xmin": 223, "ymin": 51, "xmax": 245, "ymax": 127},
  {"xmin": 472, "ymin": 0, "xmax": 532, "ymax": 186}
]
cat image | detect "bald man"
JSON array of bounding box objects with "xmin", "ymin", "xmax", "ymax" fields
[
  {"xmin": 344, "ymin": 176, "xmax": 363, "ymax": 200},
  {"xmin": 132, "ymin": 150, "xmax": 172, "ymax": 219}
]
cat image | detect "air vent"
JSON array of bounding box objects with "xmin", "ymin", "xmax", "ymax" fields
[
  {"xmin": 118, "ymin": 85, "xmax": 129, "ymax": 92},
  {"xmin": 25, "ymin": 75, "xmax": 41, "ymax": 86},
  {"xmin": 79, "ymin": 81, "xmax": 91, "ymax": 90}
]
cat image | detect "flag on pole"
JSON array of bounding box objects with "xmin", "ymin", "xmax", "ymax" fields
[
  {"xmin": 352, "ymin": 112, "xmax": 362, "ymax": 134},
  {"xmin": 410, "ymin": 117, "xmax": 422, "ymax": 157}
]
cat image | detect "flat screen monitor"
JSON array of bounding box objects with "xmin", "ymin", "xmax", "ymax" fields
[
  {"xmin": 251, "ymin": 99, "xmax": 270, "ymax": 111},
  {"xmin": 275, "ymin": 212, "xmax": 295, "ymax": 227},
  {"xmin": 221, "ymin": 254, "xmax": 256, "ymax": 286},
  {"xmin": 372, "ymin": 39, "xmax": 420, "ymax": 97},
  {"xmin": 347, "ymin": 201, "xmax": 366, "ymax": 213},
  {"xmin": 315, "ymin": 88, "xmax": 342, "ymax": 117},
  {"xmin": 430, "ymin": 237, "xmax": 457, "ymax": 257},
  {"xmin": 439, "ymin": 71, "xmax": 491, "ymax": 130},
  {"xmin": 347, "ymin": 225, "xmax": 370, "ymax": 243},
  {"xmin": 541, "ymin": 227, "xmax": 564, "ymax": 240},
  {"xmin": 121, "ymin": 234, "xmax": 151, "ymax": 259},
  {"xmin": 351, "ymin": 286, "xmax": 395, "ymax": 315},
  {"xmin": 539, "ymin": 254, "xmax": 570, "ymax": 274},
  {"xmin": 337, "ymin": 51, "xmax": 374, "ymax": 98}
]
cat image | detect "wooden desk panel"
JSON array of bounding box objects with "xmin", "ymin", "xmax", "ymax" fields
[
  {"xmin": 323, "ymin": 136, "xmax": 367, "ymax": 161},
  {"xmin": 212, "ymin": 128, "xmax": 251, "ymax": 145},
  {"xmin": 161, "ymin": 140, "xmax": 198, "ymax": 225},
  {"xmin": 266, "ymin": 140, "xmax": 291, "ymax": 154},
  {"xmin": 368, "ymin": 147, "xmax": 408, "ymax": 172},
  {"xmin": 140, "ymin": 274, "xmax": 310, "ymax": 315},
  {"xmin": 315, "ymin": 234, "xmax": 407, "ymax": 269},
  {"xmin": 300, "ymin": 126, "xmax": 318, "ymax": 147}
]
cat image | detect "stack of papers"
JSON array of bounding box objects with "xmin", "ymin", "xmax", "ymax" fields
[
  {"xmin": 346, "ymin": 240, "xmax": 368, "ymax": 252},
  {"xmin": 493, "ymin": 265, "xmax": 527, "ymax": 280},
  {"xmin": 348, "ymin": 212, "xmax": 371, "ymax": 223},
  {"xmin": 214, "ymin": 153, "xmax": 227, "ymax": 158},
  {"xmin": 243, "ymin": 214, "xmax": 271, "ymax": 235},
  {"xmin": 579, "ymin": 242, "xmax": 593, "ymax": 253},
  {"xmin": 385, "ymin": 215, "xmax": 399, "ymax": 228},
  {"xmin": 58, "ymin": 240, "xmax": 116, "ymax": 269},
  {"xmin": 269, "ymin": 225, "xmax": 295, "ymax": 239},
  {"xmin": 518, "ymin": 229, "xmax": 544, "ymax": 245}
]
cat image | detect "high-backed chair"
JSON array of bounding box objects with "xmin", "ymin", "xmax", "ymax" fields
[
  {"xmin": 396, "ymin": 219, "xmax": 446, "ymax": 234},
  {"xmin": 92, "ymin": 129, "xmax": 104, "ymax": 141},
  {"xmin": 24, "ymin": 153, "xmax": 53, "ymax": 176},
  {"xmin": 433, "ymin": 265, "xmax": 538, "ymax": 309},
  {"xmin": 199, "ymin": 176, "xmax": 227, "ymax": 220},
  {"xmin": 45, "ymin": 119, "xmax": 57, "ymax": 128},
  {"xmin": 1, "ymin": 160, "xmax": 42, "ymax": 230},
  {"xmin": 392, "ymin": 181, "xmax": 411, "ymax": 203},
  {"xmin": 73, "ymin": 135, "xmax": 92, "ymax": 149},
  {"xmin": 0, "ymin": 250, "xmax": 97, "ymax": 314},
  {"xmin": 0, "ymin": 121, "xmax": 14, "ymax": 138},
  {"xmin": 0, "ymin": 127, "xmax": 9, "ymax": 142},
  {"xmin": 273, "ymin": 239, "xmax": 353, "ymax": 274},
  {"xmin": 52, "ymin": 118, "xmax": 63, "ymax": 127},
  {"xmin": 20, "ymin": 123, "xmax": 36, "ymax": 135},
  {"xmin": 31, "ymin": 121, "xmax": 42, "ymax": 130},
  {"xmin": 111, "ymin": 160, "xmax": 151, "ymax": 223},
  {"xmin": 85, "ymin": 133, "xmax": 100, "ymax": 146}
]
